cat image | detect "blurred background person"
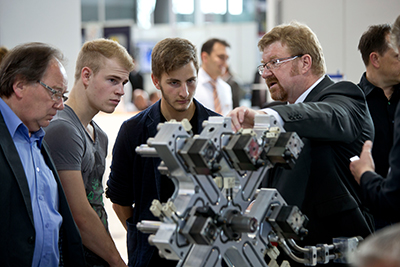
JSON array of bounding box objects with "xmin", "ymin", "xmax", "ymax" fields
[
  {"xmin": 132, "ymin": 88, "xmax": 150, "ymax": 111},
  {"xmin": 0, "ymin": 46, "xmax": 8, "ymax": 63},
  {"xmin": 222, "ymin": 65, "xmax": 246, "ymax": 108},
  {"xmin": 351, "ymin": 222, "xmax": 400, "ymax": 267},
  {"xmin": 195, "ymin": 38, "xmax": 232, "ymax": 115}
]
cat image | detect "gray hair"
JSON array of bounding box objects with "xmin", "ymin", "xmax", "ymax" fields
[
  {"xmin": 391, "ymin": 15, "xmax": 400, "ymax": 52},
  {"xmin": 351, "ymin": 223, "xmax": 400, "ymax": 267}
]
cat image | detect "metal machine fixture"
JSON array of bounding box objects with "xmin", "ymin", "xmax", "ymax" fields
[{"xmin": 136, "ymin": 115, "xmax": 361, "ymax": 267}]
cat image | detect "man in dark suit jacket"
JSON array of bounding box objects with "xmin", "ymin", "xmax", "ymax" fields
[
  {"xmin": 0, "ymin": 42, "xmax": 85, "ymax": 266},
  {"xmin": 350, "ymin": 14, "xmax": 400, "ymax": 224},
  {"xmin": 229, "ymin": 21, "xmax": 374, "ymax": 266}
]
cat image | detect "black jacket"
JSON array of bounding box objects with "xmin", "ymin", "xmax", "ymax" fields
[
  {"xmin": 0, "ymin": 112, "xmax": 85, "ymax": 267},
  {"xmin": 263, "ymin": 76, "xmax": 375, "ymax": 249}
]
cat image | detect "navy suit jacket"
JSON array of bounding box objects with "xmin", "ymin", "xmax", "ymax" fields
[
  {"xmin": 0, "ymin": 112, "xmax": 85, "ymax": 267},
  {"xmin": 107, "ymin": 99, "xmax": 220, "ymax": 267},
  {"xmin": 360, "ymin": 101, "xmax": 400, "ymax": 222},
  {"xmin": 263, "ymin": 76, "xmax": 375, "ymax": 248}
]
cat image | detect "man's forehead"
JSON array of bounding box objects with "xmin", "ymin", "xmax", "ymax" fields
[
  {"xmin": 100, "ymin": 57, "xmax": 129, "ymax": 72},
  {"xmin": 211, "ymin": 42, "xmax": 228, "ymax": 53},
  {"xmin": 262, "ymin": 43, "xmax": 289, "ymax": 57},
  {"xmin": 43, "ymin": 59, "xmax": 68, "ymax": 85}
]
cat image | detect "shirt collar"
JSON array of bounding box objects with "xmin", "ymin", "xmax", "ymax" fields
[
  {"xmin": 199, "ymin": 67, "xmax": 221, "ymax": 84},
  {"xmin": 0, "ymin": 97, "xmax": 45, "ymax": 147},
  {"xmin": 294, "ymin": 76, "xmax": 325, "ymax": 104},
  {"xmin": 358, "ymin": 72, "xmax": 377, "ymax": 96}
]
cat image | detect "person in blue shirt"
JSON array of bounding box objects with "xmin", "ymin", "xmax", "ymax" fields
[{"xmin": 0, "ymin": 42, "xmax": 85, "ymax": 266}]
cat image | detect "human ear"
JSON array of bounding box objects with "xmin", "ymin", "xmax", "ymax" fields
[
  {"xmin": 300, "ymin": 54, "xmax": 312, "ymax": 73},
  {"xmin": 81, "ymin": 67, "xmax": 92, "ymax": 87},
  {"xmin": 369, "ymin": 53, "xmax": 380, "ymax": 68},
  {"xmin": 151, "ymin": 73, "xmax": 161, "ymax": 90},
  {"xmin": 12, "ymin": 77, "xmax": 26, "ymax": 98},
  {"xmin": 201, "ymin": 51, "xmax": 209, "ymax": 63}
]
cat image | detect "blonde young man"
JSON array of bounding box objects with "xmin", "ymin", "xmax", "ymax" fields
[
  {"xmin": 44, "ymin": 39, "xmax": 134, "ymax": 267},
  {"xmin": 106, "ymin": 37, "xmax": 220, "ymax": 267}
]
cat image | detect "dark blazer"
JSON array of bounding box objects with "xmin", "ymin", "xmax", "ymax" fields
[
  {"xmin": 360, "ymin": 102, "xmax": 400, "ymax": 222},
  {"xmin": 263, "ymin": 76, "xmax": 375, "ymax": 249},
  {"xmin": 107, "ymin": 99, "xmax": 220, "ymax": 267},
  {"xmin": 0, "ymin": 112, "xmax": 85, "ymax": 267}
]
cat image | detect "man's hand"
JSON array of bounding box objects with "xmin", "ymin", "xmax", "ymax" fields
[
  {"xmin": 350, "ymin": 140, "xmax": 375, "ymax": 184},
  {"xmin": 226, "ymin": 107, "xmax": 264, "ymax": 132}
]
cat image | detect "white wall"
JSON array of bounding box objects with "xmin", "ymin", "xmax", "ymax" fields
[
  {"xmin": 0, "ymin": 0, "xmax": 82, "ymax": 91},
  {"xmin": 1, "ymin": 0, "xmax": 400, "ymax": 86},
  {"xmin": 280, "ymin": 0, "xmax": 400, "ymax": 83}
]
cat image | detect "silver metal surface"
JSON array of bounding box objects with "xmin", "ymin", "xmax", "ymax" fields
[{"xmin": 136, "ymin": 115, "xmax": 361, "ymax": 267}]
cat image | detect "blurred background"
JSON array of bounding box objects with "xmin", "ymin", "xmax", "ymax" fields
[{"xmin": 2, "ymin": 0, "xmax": 400, "ymax": 108}]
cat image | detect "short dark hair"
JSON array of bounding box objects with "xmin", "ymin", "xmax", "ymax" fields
[
  {"xmin": 201, "ymin": 38, "xmax": 230, "ymax": 55},
  {"xmin": 0, "ymin": 42, "xmax": 64, "ymax": 98},
  {"xmin": 358, "ymin": 24, "xmax": 391, "ymax": 66},
  {"xmin": 151, "ymin": 37, "xmax": 198, "ymax": 79}
]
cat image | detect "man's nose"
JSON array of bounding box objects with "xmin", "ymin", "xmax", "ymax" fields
[
  {"xmin": 261, "ymin": 67, "xmax": 273, "ymax": 79},
  {"xmin": 116, "ymin": 84, "xmax": 125, "ymax": 95},
  {"xmin": 179, "ymin": 84, "xmax": 189, "ymax": 98},
  {"xmin": 54, "ymin": 100, "xmax": 65, "ymax": 110}
]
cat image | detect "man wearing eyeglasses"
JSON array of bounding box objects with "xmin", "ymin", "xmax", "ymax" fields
[
  {"xmin": 195, "ymin": 38, "xmax": 233, "ymax": 115},
  {"xmin": 228, "ymin": 21, "xmax": 374, "ymax": 266},
  {"xmin": 0, "ymin": 42, "xmax": 85, "ymax": 266},
  {"xmin": 44, "ymin": 39, "xmax": 134, "ymax": 267}
]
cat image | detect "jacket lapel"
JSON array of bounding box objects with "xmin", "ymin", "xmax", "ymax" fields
[
  {"xmin": 304, "ymin": 75, "xmax": 334, "ymax": 102},
  {"xmin": 0, "ymin": 113, "xmax": 34, "ymax": 226},
  {"xmin": 147, "ymin": 102, "xmax": 162, "ymax": 200}
]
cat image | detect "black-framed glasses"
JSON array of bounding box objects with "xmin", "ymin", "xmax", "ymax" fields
[
  {"xmin": 37, "ymin": 80, "xmax": 68, "ymax": 102},
  {"xmin": 257, "ymin": 54, "xmax": 304, "ymax": 75}
]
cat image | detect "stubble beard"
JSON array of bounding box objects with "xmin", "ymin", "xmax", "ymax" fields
[{"xmin": 269, "ymin": 82, "xmax": 288, "ymax": 102}]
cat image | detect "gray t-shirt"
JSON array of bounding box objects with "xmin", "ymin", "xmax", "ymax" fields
[{"xmin": 44, "ymin": 105, "xmax": 109, "ymax": 229}]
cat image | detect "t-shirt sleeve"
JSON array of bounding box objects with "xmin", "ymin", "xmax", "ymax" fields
[{"xmin": 44, "ymin": 119, "xmax": 85, "ymax": 171}]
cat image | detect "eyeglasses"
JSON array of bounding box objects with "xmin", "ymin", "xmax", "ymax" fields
[
  {"xmin": 257, "ymin": 54, "xmax": 303, "ymax": 75},
  {"xmin": 37, "ymin": 80, "xmax": 68, "ymax": 102}
]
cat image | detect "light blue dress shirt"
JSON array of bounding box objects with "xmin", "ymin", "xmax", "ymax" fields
[{"xmin": 0, "ymin": 98, "xmax": 63, "ymax": 267}]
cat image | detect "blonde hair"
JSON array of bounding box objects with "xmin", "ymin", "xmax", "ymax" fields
[
  {"xmin": 258, "ymin": 21, "xmax": 326, "ymax": 76},
  {"xmin": 74, "ymin": 38, "xmax": 134, "ymax": 82}
]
